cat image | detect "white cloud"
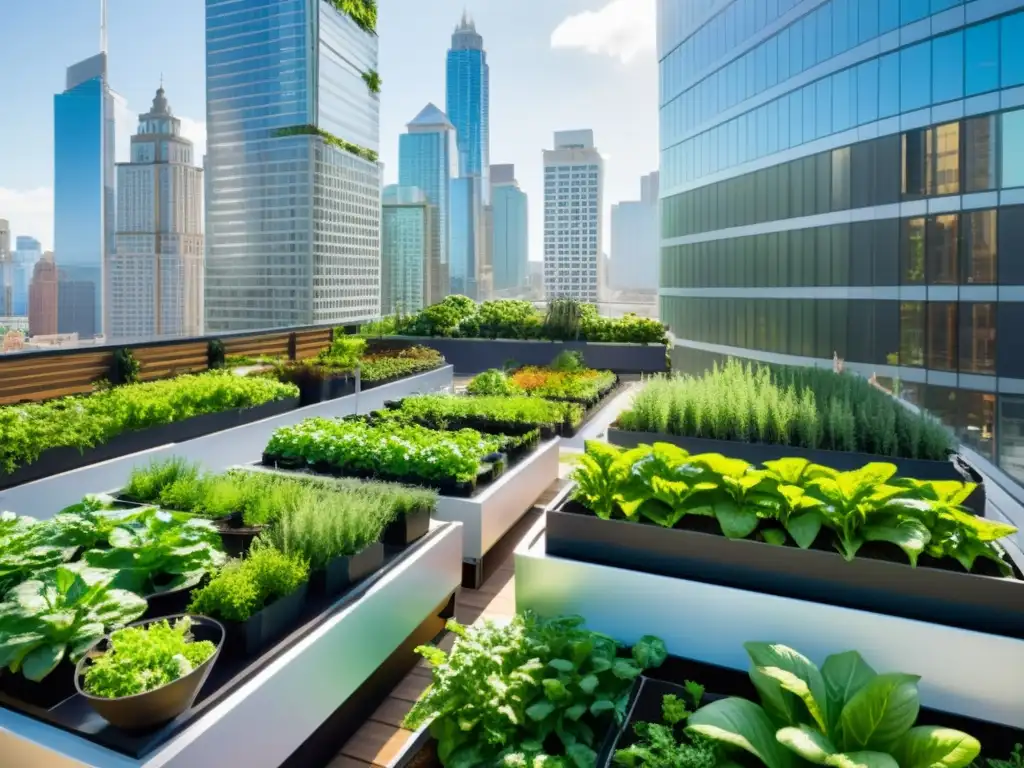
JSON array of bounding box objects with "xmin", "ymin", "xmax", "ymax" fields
[
  {"xmin": 550, "ymin": 0, "xmax": 656, "ymax": 64},
  {"xmin": 0, "ymin": 188, "xmax": 54, "ymax": 251}
]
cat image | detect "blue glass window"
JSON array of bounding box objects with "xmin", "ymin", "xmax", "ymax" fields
[
  {"xmin": 966, "ymin": 21, "xmax": 1000, "ymax": 96},
  {"xmin": 859, "ymin": 0, "xmax": 879, "ymax": 43},
  {"xmin": 832, "ymin": 68, "xmax": 854, "ymax": 132},
  {"xmin": 931, "ymin": 0, "xmax": 960, "ymax": 13},
  {"xmin": 816, "ymin": 78, "xmax": 833, "ymax": 138},
  {"xmin": 879, "ymin": 52, "xmax": 900, "ymax": 117},
  {"xmin": 790, "ymin": 89, "xmax": 804, "ymax": 146},
  {"xmin": 790, "ymin": 21, "xmax": 803, "ymax": 76},
  {"xmin": 833, "ymin": 0, "xmax": 850, "ymax": 54},
  {"xmin": 756, "ymin": 105, "xmax": 768, "ymax": 158},
  {"xmin": 777, "ymin": 26, "xmax": 791, "ymax": 81},
  {"xmin": 778, "ymin": 94, "xmax": 791, "ymax": 149},
  {"xmin": 901, "ymin": 0, "xmax": 929, "ymax": 24},
  {"xmin": 1003, "ymin": 110, "xmax": 1024, "ymax": 188},
  {"xmin": 767, "ymin": 100, "xmax": 779, "ymax": 154},
  {"xmin": 746, "ymin": 52, "xmax": 757, "ymax": 99},
  {"xmin": 857, "ymin": 58, "xmax": 879, "ymax": 124},
  {"xmin": 803, "ymin": 83, "xmax": 816, "ymax": 140},
  {"xmin": 900, "ymin": 41, "xmax": 931, "ymax": 112},
  {"xmin": 1003, "ymin": 12, "xmax": 1024, "ymax": 88},
  {"xmin": 803, "ymin": 15, "xmax": 817, "ymax": 71},
  {"xmin": 880, "ymin": 0, "xmax": 899, "ymax": 33},
  {"xmin": 766, "ymin": 36, "xmax": 778, "ymax": 88},
  {"xmin": 755, "ymin": 45, "xmax": 767, "ymax": 93},
  {"xmin": 817, "ymin": 4, "xmax": 833, "ymax": 64},
  {"xmin": 932, "ymin": 31, "xmax": 964, "ymax": 103}
]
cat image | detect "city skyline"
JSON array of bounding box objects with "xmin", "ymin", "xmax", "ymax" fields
[{"xmin": 0, "ymin": 0, "xmax": 658, "ymax": 263}]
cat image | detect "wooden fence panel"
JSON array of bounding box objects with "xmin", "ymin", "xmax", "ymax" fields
[
  {"xmin": 295, "ymin": 329, "xmax": 333, "ymax": 360},
  {"xmin": 0, "ymin": 352, "xmax": 112, "ymax": 404},
  {"xmin": 223, "ymin": 333, "xmax": 291, "ymax": 361},
  {"xmin": 134, "ymin": 342, "xmax": 210, "ymax": 382}
]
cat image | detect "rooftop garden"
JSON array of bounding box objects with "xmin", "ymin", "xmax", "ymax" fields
[
  {"xmin": 324, "ymin": 0, "xmax": 377, "ymax": 34},
  {"xmin": 274, "ymin": 125, "xmax": 378, "ymax": 163}
]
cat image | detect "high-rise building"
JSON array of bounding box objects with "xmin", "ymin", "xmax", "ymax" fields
[
  {"xmin": 446, "ymin": 12, "xmax": 490, "ymax": 299},
  {"xmin": 0, "ymin": 220, "xmax": 10, "ymax": 317},
  {"xmin": 12, "ymin": 236, "xmax": 43, "ymax": 317},
  {"xmin": 543, "ymin": 130, "xmax": 603, "ymax": 302},
  {"xmin": 490, "ymin": 164, "xmax": 528, "ymax": 294},
  {"xmin": 657, "ymin": 0, "xmax": 1024, "ymax": 492},
  {"xmin": 610, "ymin": 172, "xmax": 659, "ymax": 291},
  {"xmin": 398, "ymin": 103, "xmax": 457, "ymax": 304},
  {"xmin": 204, "ymin": 0, "xmax": 382, "ymax": 332},
  {"xmin": 29, "ymin": 254, "xmax": 58, "ymax": 337},
  {"xmin": 110, "ymin": 85, "xmax": 204, "ymax": 340},
  {"xmin": 382, "ymin": 185, "xmax": 432, "ymax": 315},
  {"xmin": 54, "ymin": 52, "xmax": 116, "ymax": 338}
]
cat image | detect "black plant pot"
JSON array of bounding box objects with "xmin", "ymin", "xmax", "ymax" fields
[
  {"xmin": 382, "ymin": 506, "xmax": 432, "ymax": 547},
  {"xmin": 0, "ymin": 660, "xmax": 78, "ymax": 710},
  {"xmin": 308, "ymin": 542, "xmax": 385, "ymax": 598},
  {"xmin": 74, "ymin": 615, "xmax": 224, "ymax": 731},
  {"xmin": 220, "ymin": 583, "xmax": 308, "ymax": 660},
  {"xmin": 214, "ymin": 512, "xmax": 264, "ymax": 558},
  {"xmin": 142, "ymin": 578, "xmax": 206, "ymax": 621}
]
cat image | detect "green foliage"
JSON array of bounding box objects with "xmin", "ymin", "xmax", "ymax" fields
[
  {"xmin": 467, "ymin": 368, "xmax": 522, "ymax": 396},
  {"xmin": 361, "ymin": 68, "xmax": 381, "ymax": 94},
  {"xmin": 613, "ymin": 690, "xmax": 717, "ymax": 768},
  {"xmin": 393, "ymin": 394, "xmax": 584, "ymax": 434},
  {"xmin": 84, "ymin": 508, "xmax": 226, "ymax": 596},
  {"xmin": 505, "ymin": 366, "xmax": 618, "ymax": 403},
  {"xmin": 569, "ymin": 442, "xmax": 1017, "ymax": 574},
  {"xmin": 983, "ymin": 744, "xmax": 1024, "ymax": 768},
  {"xmin": 112, "ymin": 348, "xmax": 141, "ymax": 385},
  {"xmin": 82, "ymin": 617, "xmax": 216, "ymax": 699},
  {"xmin": 686, "ymin": 642, "xmax": 981, "ymax": 768},
  {"xmin": 207, "ymin": 339, "xmax": 226, "ymax": 369},
  {"xmin": 187, "ymin": 546, "xmax": 308, "ymax": 623},
  {"xmin": 0, "ymin": 370, "xmax": 298, "ymax": 474},
  {"xmin": 264, "ymin": 417, "xmax": 505, "ymax": 484},
  {"xmin": 323, "ymin": 0, "xmax": 377, "ymax": 33},
  {"xmin": 403, "ymin": 613, "xmax": 667, "ymax": 768},
  {"xmin": 0, "ymin": 564, "xmax": 147, "ymax": 681},
  {"xmin": 617, "ymin": 360, "xmax": 953, "ymax": 461},
  {"xmin": 359, "ymin": 345, "xmax": 444, "ymax": 382},
  {"xmin": 551, "ymin": 351, "xmax": 586, "ymax": 373},
  {"xmin": 274, "ymin": 124, "xmax": 378, "ymax": 162},
  {"xmin": 545, "ymin": 298, "xmax": 585, "ymax": 341}
]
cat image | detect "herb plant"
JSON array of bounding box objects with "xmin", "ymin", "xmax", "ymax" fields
[
  {"xmin": 0, "ymin": 565, "xmax": 147, "ymax": 681},
  {"xmin": 613, "ymin": 686, "xmax": 717, "ymax": 768},
  {"xmin": 359, "ymin": 345, "xmax": 444, "ymax": 382},
  {"xmin": 392, "ymin": 394, "xmax": 583, "ymax": 433},
  {"xmin": 686, "ymin": 642, "xmax": 981, "ymax": 768},
  {"xmin": 82, "ymin": 617, "xmax": 217, "ymax": 699},
  {"xmin": 187, "ymin": 546, "xmax": 308, "ymax": 623},
  {"xmin": 404, "ymin": 613, "xmax": 667, "ymax": 768},
  {"xmin": 467, "ymin": 368, "xmax": 522, "ymax": 396}
]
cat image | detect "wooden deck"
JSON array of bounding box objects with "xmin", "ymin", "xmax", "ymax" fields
[{"xmin": 327, "ymin": 473, "xmax": 570, "ymax": 768}]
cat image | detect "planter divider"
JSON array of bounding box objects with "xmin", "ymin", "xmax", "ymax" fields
[
  {"xmin": 221, "ymin": 583, "xmax": 309, "ymax": 660},
  {"xmin": 308, "ymin": 542, "xmax": 385, "ymax": 598}
]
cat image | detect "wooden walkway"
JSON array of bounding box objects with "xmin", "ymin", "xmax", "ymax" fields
[{"xmin": 328, "ymin": 473, "xmax": 570, "ymax": 767}]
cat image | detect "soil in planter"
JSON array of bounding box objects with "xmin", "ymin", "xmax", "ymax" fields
[{"xmin": 0, "ymin": 660, "xmax": 79, "ymax": 710}]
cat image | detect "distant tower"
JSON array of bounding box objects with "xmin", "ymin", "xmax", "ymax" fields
[
  {"xmin": 490, "ymin": 164, "xmax": 528, "ymax": 294},
  {"xmin": 110, "ymin": 84, "xmax": 204, "ymax": 339},
  {"xmin": 382, "ymin": 185, "xmax": 432, "ymax": 315},
  {"xmin": 29, "ymin": 256, "xmax": 58, "ymax": 337}
]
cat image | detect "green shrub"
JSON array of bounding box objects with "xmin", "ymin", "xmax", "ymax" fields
[
  {"xmin": 550, "ymin": 350, "xmax": 585, "ymax": 372},
  {"xmin": 188, "ymin": 546, "xmax": 308, "ymax": 623},
  {"xmin": 394, "ymin": 394, "xmax": 583, "ymax": 432},
  {"xmin": 466, "ymin": 368, "xmax": 521, "ymax": 396}
]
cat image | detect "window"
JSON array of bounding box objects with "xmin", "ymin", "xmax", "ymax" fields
[
  {"xmin": 962, "ymin": 209, "xmax": 997, "ymax": 284},
  {"xmin": 879, "ymin": 52, "xmax": 900, "ymax": 118},
  {"xmin": 964, "ymin": 115, "xmax": 998, "ymax": 192},
  {"xmin": 901, "ymin": 217, "xmax": 925, "ymax": 284},
  {"xmin": 901, "ymin": 0, "xmax": 929, "ymax": 24},
  {"xmin": 1003, "ymin": 110, "xmax": 1024, "ymax": 188},
  {"xmin": 927, "ymin": 214, "xmax": 958, "ymax": 285},
  {"xmin": 900, "ymin": 301, "xmax": 925, "ymax": 367},
  {"xmin": 959, "ymin": 390, "xmax": 995, "ymax": 460},
  {"xmin": 1002, "ymin": 11, "xmax": 1024, "ymax": 88},
  {"xmin": 965, "ymin": 21, "xmax": 999, "ymax": 96},
  {"xmin": 999, "ymin": 395, "xmax": 1024, "ymax": 483},
  {"xmin": 927, "ymin": 302, "xmax": 958, "ymax": 371},
  {"xmin": 902, "ymin": 129, "xmax": 927, "ymax": 198},
  {"xmin": 931, "ymin": 122, "xmax": 960, "ymax": 195},
  {"xmin": 831, "ymin": 147, "xmax": 851, "ymax": 211},
  {"xmin": 900, "ymin": 41, "xmax": 931, "ymax": 112},
  {"xmin": 932, "ymin": 31, "xmax": 964, "ymax": 104},
  {"xmin": 959, "ymin": 302, "xmax": 996, "ymax": 375}
]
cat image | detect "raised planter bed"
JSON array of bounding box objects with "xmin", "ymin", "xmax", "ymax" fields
[
  {"xmin": 607, "ymin": 428, "xmax": 986, "ymax": 514},
  {"xmin": 0, "ymin": 397, "xmax": 300, "ymax": 492},
  {"xmin": 515, "ymin": 520, "xmax": 1024, "ymax": 729},
  {"xmin": 371, "ymin": 336, "xmax": 668, "ymax": 375},
  {"xmin": 0, "ymin": 520, "xmax": 464, "ymax": 764},
  {"xmin": 547, "ymin": 491, "xmax": 1024, "ymax": 639},
  {"xmin": 291, "ymin": 374, "xmax": 356, "ymax": 407},
  {"xmin": 360, "ymin": 362, "xmax": 447, "ymax": 391}
]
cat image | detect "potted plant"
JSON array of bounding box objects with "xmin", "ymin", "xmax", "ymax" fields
[
  {"xmin": 0, "ymin": 564, "xmax": 147, "ymax": 708},
  {"xmin": 75, "ymin": 615, "xmax": 223, "ymax": 730}
]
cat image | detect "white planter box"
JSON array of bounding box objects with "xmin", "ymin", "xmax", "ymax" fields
[
  {"xmin": 1, "ymin": 365, "xmax": 454, "ymax": 519},
  {"xmin": 0, "ymin": 520, "xmax": 464, "ymax": 768},
  {"xmin": 514, "ymin": 518, "xmax": 1024, "ymax": 730},
  {"xmin": 435, "ymin": 438, "xmax": 560, "ymax": 562}
]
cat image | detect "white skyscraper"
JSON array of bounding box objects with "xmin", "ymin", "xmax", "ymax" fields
[
  {"xmin": 109, "ymin": 85, "xmax": 204, "ymax": 339},
  {"xmin": 543, "ymin": 130, "xmax": 603, "ymax": 302},
  {"xmin": 610, "ymin": 171, "xmax": 659, "ymax": 291}
]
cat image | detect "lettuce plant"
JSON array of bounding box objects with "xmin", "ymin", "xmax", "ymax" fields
[
  {"xmin": 686, "ymin": 642, "xmax": 981, "ymax": 768},
  {"xmin": 0, "ymin": 564, "xmax": 147, "ymax": 681},
  {"xmin": 613, "ymin": 687, "xmax": 717, "ymax": 768}
]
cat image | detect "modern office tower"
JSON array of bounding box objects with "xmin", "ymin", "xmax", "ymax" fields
[
  {"xmin": 658, "ymin": 0, "xmax": 1024, "ymax": 488},
  {"xmin": 29, "ymin": 254, "xmax": 58, "ymax": 337},
  {"xmin": 398, "ymin": 103, "xmax": 458, "ymax": 304},
  {"xmin": 54, "ymin": 52, "xmax": 116, "ymax": 338},
  {"xmin": 12, "ymin": 236, "xmax": 43, "ymax": 316},
  {"xmin": 204, "ymin": 0, "xmax": 382, "ymax": 332},
  {"xmin": 0, "ymin": 220, "xmax": 10, "ymax": 317},
  {"xmin": 57, "ymin": 270, "xmax": 96, "ymax": 339},
  {"xmin": 542, "ymin": 130, "xmax": 603, "ymax": 302},
  {"xmin": 110, "ymin": 85, "xmax": 204, "ymax": 340},
  {"xmin": 446, "ymin": 12, "xmax": 490, "ymax": 298},
  {"xmin": 610, "ymin": 171, "xmax": 659, "ymax": 291},
  {"xmin": 382, "ymin": 185, "xmax": 432, "ymax": 315},
  {"xmin": 490, "ymin": 164, "xmax": 528, "ymax": 294}
]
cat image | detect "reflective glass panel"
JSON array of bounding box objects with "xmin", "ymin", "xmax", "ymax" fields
[{"xmin": 965, "ymin": 21, "xmax": 999, "ymax": 96}]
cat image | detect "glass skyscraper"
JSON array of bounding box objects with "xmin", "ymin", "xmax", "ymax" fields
[
  {"xmin": 490, "ymin": 164, "xmax": 528, "ymax": 293},
  {"xmin": 399, "ymin": 103, "xmax": 457, "ymax": 304},
  {"xmin": 53, "ymin": 52, "xmax": 116, "ymax": 339},
  {"xmin": 382, "ymin": 185, "xmax": 432, "ymax": 315},
  {"xmin": 12, "ymin": 236, "xmax": 42, "ymax": 317},
  {"xmin": 658, "ymin": 0, "xmax": 1024, "ymax": 492},
  {"xmin": 204, "ymin": 0, "xmax": 382, "ymax": 332}
]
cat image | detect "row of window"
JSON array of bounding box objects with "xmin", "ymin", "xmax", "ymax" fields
[
  {"xmin": 661, "ymin": 12, "xmax": 1024, "ymax": 188},
  {"xmin": 660, "ymin": 205, "xmax": 1018, "ymax": 289},
  {"xmin": 662, "ymin": 112, "xmax": 1021, "ymax": 238}
]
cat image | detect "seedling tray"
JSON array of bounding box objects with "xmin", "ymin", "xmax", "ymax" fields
[
  {"xmin": 546, "ymin": 496, "xmax": 1024, "ymax": 639},
  {"xmin": 0, "ymin": 524, "xmax": 449, "ymax": 759}
]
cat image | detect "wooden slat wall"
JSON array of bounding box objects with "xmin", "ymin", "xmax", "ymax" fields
[
  {"xmin": 134, "ymin": 342, "xmax": 209, "ymax": 382},
  {"xmin": 0, "ymin": 352, "xmax": 112, "ymax": 404},
  {"xmin": 295, "ymin": 329, "xmax": 333, "ymax": 360},
  {"xmin": 223, "ymin": 333, "xmax": 291, "ymax": 361}
]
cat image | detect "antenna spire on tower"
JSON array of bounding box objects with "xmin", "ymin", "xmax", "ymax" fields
[{"xmin": 100, "ymin": 0, "xmax": 108, "ymax": 53}]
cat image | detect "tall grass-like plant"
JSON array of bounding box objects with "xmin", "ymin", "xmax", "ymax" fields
[{"xmin": 618, "ymin": 360, "xmax": 953, "ymax": 461}]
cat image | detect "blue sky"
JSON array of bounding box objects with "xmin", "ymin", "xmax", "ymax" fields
[{"xmin": 0, "ymin": 0, "xmax": 658, "ymax": 258}]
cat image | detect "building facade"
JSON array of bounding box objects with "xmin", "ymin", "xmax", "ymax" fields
[
  {"xmin": 12, "ymin": 237, "xmax": 42, "ymax": 317},
  {"xmin": 610, "ymin": 171, "xmax": 659, "ymax": 291},
  {"xmin": 490, "ymin": 164, "xmax": 529, "ymax": 293},
  {"xmin": 0, "ymin": 220, "xmax": 10, "ymax": 318},
  {"xmin": 398, "ymin": 103, "xmax": 457, "ymax": 304},
  {"xmin": 111, "ymin": 86, "xmax": 204, "ymax": 340},
  {"xmin": 543, "ymin": 130, "xmax": 604, "ymax": 302},
  {"xmin": 204, "ymin": 0, "xmax": 381, "ymax": 332},
  {"xmin": 658, "ymin": 0, "xmax": 1024, "ymax": 489},
  {"xmin": 28, "ymin": 255, "xmax": 58, "ymax": 337},
  {"xmin": 382, "ymin": 185, "xmax": 432, "ymax": 315},
  {"xmin": 54, "ymin": 52, "xmax": 116, "ymax": 339},
  {"xmin": 450, "ymin": 176, "xmax": 487, "ymax": 298}
]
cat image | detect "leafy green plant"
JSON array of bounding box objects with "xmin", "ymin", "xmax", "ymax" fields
[
  {"xmin": 187, "ymin": 545, "xmax": 309, "ymax": 623},
  {"xmin": 82, "ymin": 617, "xmax": 217, "ymax": 699},
  {"xmin": 362, "ymin": 68, "xmax": 381, "ymax": 94},
  {"xmin": 359, "ymin": 345, "xmax": 444, "ymax": 382},
  {"xmin": 393, "ymin": 394, "xmax": 583, "ymax": 434},
  {"xmin": 84, "ymin": 508, "xmax": 226, "ymax": 596},
  {"xmin": 207, "ymin": 339, "xmax": 226, "ymax": 369},
  {"xmin": 686, "ymin": 642, "xmax": 981, "ymax": 768},
  {"xmin": 551, "ymin": 350, "xmax": 586, "ymax": 372},
  {"xmin": 467, "ymin": 368, "xmax": 522, "ymax": 396},
  {"xmin": 404, "ymin": 613, "xmax": 667, "ymax": 768},
  {"xmin": 983, "ymin": 744, "xmax": 1024, "ymax": 768},
  {"xmin": 274, "ymin": 125, "xmax": 378, "ymax": 162},
  {"xmin": 506, "ymin": 367, "xmax": 617, "ymax": 404},
  {"xmin": 0, "ymin": 564, "xmax": 147, "ymax": 681},
  {"xmin": 112, "ymin": 348, "xmax": 141, "ymax": 385},
  {"xmin": 613, "ymin": 686, "xmax": 716, "ymax": 768},
  {"xmin": 545, "ymin": 298, "xmax": 585, "ymax": 341},
  {"xmin": 324, "ymin": 0, "xmax": 377, "ymax": 33}
]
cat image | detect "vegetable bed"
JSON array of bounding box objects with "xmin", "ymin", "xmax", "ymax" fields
[
  {"xmin": 0, "ymin": 371, "xmax": 299, "ymax": 491},
  {"xmin": 468, "ymin": 365, "xmax": 619, "ymax": 408},
  {"xmin": 383, "ymin": 394, "xmax": 585, "ymax": 439},
  {"xmin": 546, "ymin": 441, "xmax": 1022, "ymax": 638}
]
